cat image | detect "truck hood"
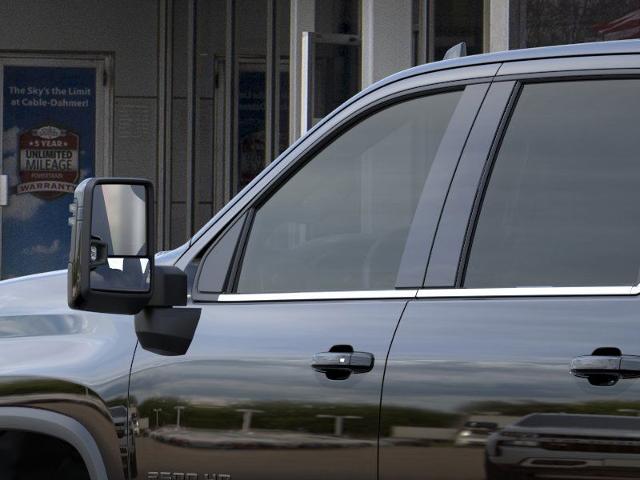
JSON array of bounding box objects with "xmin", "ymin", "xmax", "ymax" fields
[
  {"xmin": 0, "ymin": 268, "xmax": 138, "ymax": 391},
  {"xmin": 0, "ymin": 242, "xmax": 187, "ymax": 336},
  {"xmin": 0, "ymin": 270, "xmax": 71, "ymax": 320}
]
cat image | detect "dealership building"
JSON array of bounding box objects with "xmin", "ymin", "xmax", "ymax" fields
[{"xmin": 0, "ymin": 0, "xmax": 638, "ymax": 278}]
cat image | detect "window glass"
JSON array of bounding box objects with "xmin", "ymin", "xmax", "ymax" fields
[
  {"xmin": 236, "ymin": 90, "xmax": 463, "ymax": 293},
  {"xmin": 465, "ymin": 80, "xmax": 640, "ymax": 288}
]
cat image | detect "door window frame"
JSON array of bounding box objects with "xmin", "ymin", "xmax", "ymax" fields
[
  {"xmin": 422, "ymin": 56, "xmax": 640, "ymax": 298},
  {"xmin": 181, "ymin": 65, "xmax": 501, "ymax": 303}
]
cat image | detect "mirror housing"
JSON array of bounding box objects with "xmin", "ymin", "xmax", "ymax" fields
[
  {"xmin": 68, "ymin": 177, "xmax": 201, "ymax": 356},
  {"xmin": 67, "ymin": 177, "xmax": 155, "ymax": 314}
]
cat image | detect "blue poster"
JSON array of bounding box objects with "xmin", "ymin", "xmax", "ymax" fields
[{"xmin": 2, "ymin": 66, "xmax": 96, "ymax": 279}]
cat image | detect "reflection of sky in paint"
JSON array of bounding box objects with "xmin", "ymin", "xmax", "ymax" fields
[
  {"xmin": 0, "ymin": 271, "xmax": 136, "ymax": 398},
  {"xmin": 2, "ymin": 66, "xmax": 96, "ymax": 279},
  {"xmin": 129, "ymin": 296, "xmax": 640, "ymax": 416},
  {"xmin": 382, "ymin": 298, "xmax": 640, "ymax": 413},
  {"xmin": 4, "ymin": 270, "xmax": 640, "ymax": 433},
  {"xmin": 125, "ymin": 296, "xmax": 640, "ymax": 419},
  {"xmin": 130, "ymin": 300, "xmax": 406, "ymax": 406}
]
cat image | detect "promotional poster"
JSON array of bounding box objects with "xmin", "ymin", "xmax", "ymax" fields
[{"xmin": 2, "ymin": 65, "xmax": 96, "ymax": 278}]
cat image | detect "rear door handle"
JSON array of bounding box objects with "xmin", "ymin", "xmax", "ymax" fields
[
  {"xmin": 571, "ymin": 348, "xmax": 640, "ymax": 385},
  {"xmin": 311, "ymin": 351, "xmax": 374, "ymax": 374}
]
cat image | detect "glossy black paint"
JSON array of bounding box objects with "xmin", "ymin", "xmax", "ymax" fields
[
  {"xmin": 129, "ymin": 300, "xmax": 406, "ymax": 480},
  {"xmin": 380, "ymin": 297, "xmax": 640, "ymax": 480},
  {"xmin": 0, "ymin": 40, "xmax": 639, "ymax": 480},
  {"xmin": 0, "ymin": 271, "xmax": 135, "ymax": 480}
]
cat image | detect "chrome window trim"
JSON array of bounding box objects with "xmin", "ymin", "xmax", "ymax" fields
[
  {"xmin": 216, "ymin": 285, "xmax": 640, "ymax": 302},
  {"xmin": 218, "ymin": 289, "xmax": 419, "ymax": 302},
  {"xmin": 417, "ymin": 285, "xmax": 639, "ymax": 298}
]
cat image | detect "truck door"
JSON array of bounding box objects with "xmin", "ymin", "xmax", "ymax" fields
[
  {"xmin": 380, "ymin": 65, "xmax": 640, "ymax": 479},
  {"xmin": 129, "ymin": 76, "xmax": 491, "ymax": 480}
]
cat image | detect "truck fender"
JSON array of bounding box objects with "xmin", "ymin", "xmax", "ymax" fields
[{"xmin": 0, "ymin": 406, "xmax": 109, "ymax": 480}]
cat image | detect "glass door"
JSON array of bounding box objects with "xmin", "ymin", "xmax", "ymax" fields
[
  {"xmin": 0, "ymin": 55, "xmax": 111, "ymax": 279},
  {"xmin": 301, "ymin": 32, "xmax": 361, "ymax": 133}
]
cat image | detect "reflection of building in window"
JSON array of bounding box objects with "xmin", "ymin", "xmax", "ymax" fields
[
  {"xmin": 431, "ymin": 0, "xmax": 484, "ymax": 61},
  {"xmin": 510, "ymin": 0, "xmax": 640, "ymax": 48}
]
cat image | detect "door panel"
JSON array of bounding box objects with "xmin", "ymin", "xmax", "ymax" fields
[
  {"xmin": 380, "ymin": 296, "xmax": 640, "ymax": 480},
  {"xmin": 131, "ymin": 80, "xmax": 488, "ymax": 480},
  {"xmin": 130, "ymin": 300, "xmax": 406, "ymax": 480},
  {"xmin": 380, "ymin": 74, "xmax": 640, "ymax": 480}
]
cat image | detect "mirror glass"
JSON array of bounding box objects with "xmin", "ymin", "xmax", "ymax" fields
[
  {"xmin": 91, "ymin": 258, "xmax": 150, "ymax": 292},
  {"xmin": 89, "ymin": 184, "xmax": 150, "ymax": 292},
  {"xmin": 91, "ymin": 184, "xmax": 147, "ymax": 256}
]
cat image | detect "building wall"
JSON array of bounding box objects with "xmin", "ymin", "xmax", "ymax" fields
[
  {"xmin": 1, "ymin": 0, "xmax": 638, "ymax": 271},
  {"xmin": 0, "ymin": 1, "xmax": 158, "ymax": 96},
  {"xmin": 0, "ymin": 0, "xmax": 160, "ymax": 191}
]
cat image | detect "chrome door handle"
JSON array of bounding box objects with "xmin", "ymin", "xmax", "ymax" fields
[
  {"xmin": 312, "ymin": 345, "xmax": 375, "ymax": 380},
  {"xmin": 571, "ymin": 348, "xmax": 640, "ymax": 386},
  {"xmin": 312, "ymin": 351, "xmax": 374, "ymax": 374}
]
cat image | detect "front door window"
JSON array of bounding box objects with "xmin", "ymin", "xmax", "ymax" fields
[{"xmin": 236, "ymin": 90, "xmax": 463, "ymax": 293}]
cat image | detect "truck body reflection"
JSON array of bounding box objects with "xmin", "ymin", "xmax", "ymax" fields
[
  {"xmin": 486, "ymin": 413, "xmax": 640, "ymax": 479},
  {"xmin": 134, "ymin": 399, "xmax": 376, "ymax": 450}
]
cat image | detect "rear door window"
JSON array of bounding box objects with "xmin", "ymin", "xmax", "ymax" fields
[{"xmin": 464, "ymin": 79, "xmax": 640, "ymax": 288}]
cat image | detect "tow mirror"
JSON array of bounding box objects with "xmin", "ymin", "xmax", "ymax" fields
[
  {"xmin": 68, "ymin": 178, "xmax": 154, "ymax": 314},
  {"xmin": 68, "ymin": 177, "xmax": 201, "ymax": 356}
]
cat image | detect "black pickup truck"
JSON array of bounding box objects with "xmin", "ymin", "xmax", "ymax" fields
[{"xmin": 2, "ymin": 40, "xmax": 640, "ymax": 480}]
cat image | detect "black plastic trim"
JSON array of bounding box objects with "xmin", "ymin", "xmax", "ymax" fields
[
  {"xmin": 455, "ymin": 83, "xmax": 523, "ymax": 287},
  {"xmin": 0, "ymin": 407, "xmax": 109, "ymax": 480},
  {"xmin": 227, "ymin": 208, "xmax": 255, "ymax": 293},
  {"xmin": 67, "ymin": 177, "xmax": 155, "ymax": 315},
  {"xmin": 395, "ymin": 83, "xmax": 491, "ymax": 288},
  {"xmin": 424, "ymin": 81, "xmax": 517, "ymax": 287},
  {"xmin": 191, "ymin": 211, "xmax": 249, "ymax": 302}
]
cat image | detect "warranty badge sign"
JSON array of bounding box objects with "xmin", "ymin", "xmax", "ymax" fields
[{"xmin": 17, "ymin": 125, "xmax": 80, "ymax": 199}]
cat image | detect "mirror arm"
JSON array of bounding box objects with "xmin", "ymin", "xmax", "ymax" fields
[
  {"xmin": 135, "ymin": 265, "xmax": 202, "ymax": 356},
  {"xmin": 147, "ymin": 265, "xmax": 189, "ymax": 307},
  {"xmin": 134, "ymin": 307, "xmax": 201, "ymax": 356}
]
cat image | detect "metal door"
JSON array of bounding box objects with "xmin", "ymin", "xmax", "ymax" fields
[
  {"xmin": 128, "ymin": 74, "xmax": 492, "ymax": 480},
  {"xmin": 380, "ymin": 65, "xmax": 640, "ymax": 480}
]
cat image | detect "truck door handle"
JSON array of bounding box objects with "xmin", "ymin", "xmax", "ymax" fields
[
  {"xmin": 570, "ymin": 347, "xmax": 640, "ymax": 386},
  {"xmin": 311, "ymin": 347, "xmax": 374, "ymax": 380},
  {"xmin": 312, "ymin": 351, "xmax": 374, "ymax": 373}
]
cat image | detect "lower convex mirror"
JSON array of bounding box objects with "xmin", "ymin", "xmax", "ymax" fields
[{"xmin": 68, "ymin": 178, "xmax": 155, "ymax": 314}]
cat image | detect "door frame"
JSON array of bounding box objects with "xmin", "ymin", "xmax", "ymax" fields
[
  {"xmin": 423, "ymin": 54, "xmax": 640, "ymax": 296},
  {"xmin": 0, "ymin": 51, "xmax": 114, "ymax": 275},
  {"xmin": 183, "ymin": 65, "xmax": 502, "ymax": 303}
]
